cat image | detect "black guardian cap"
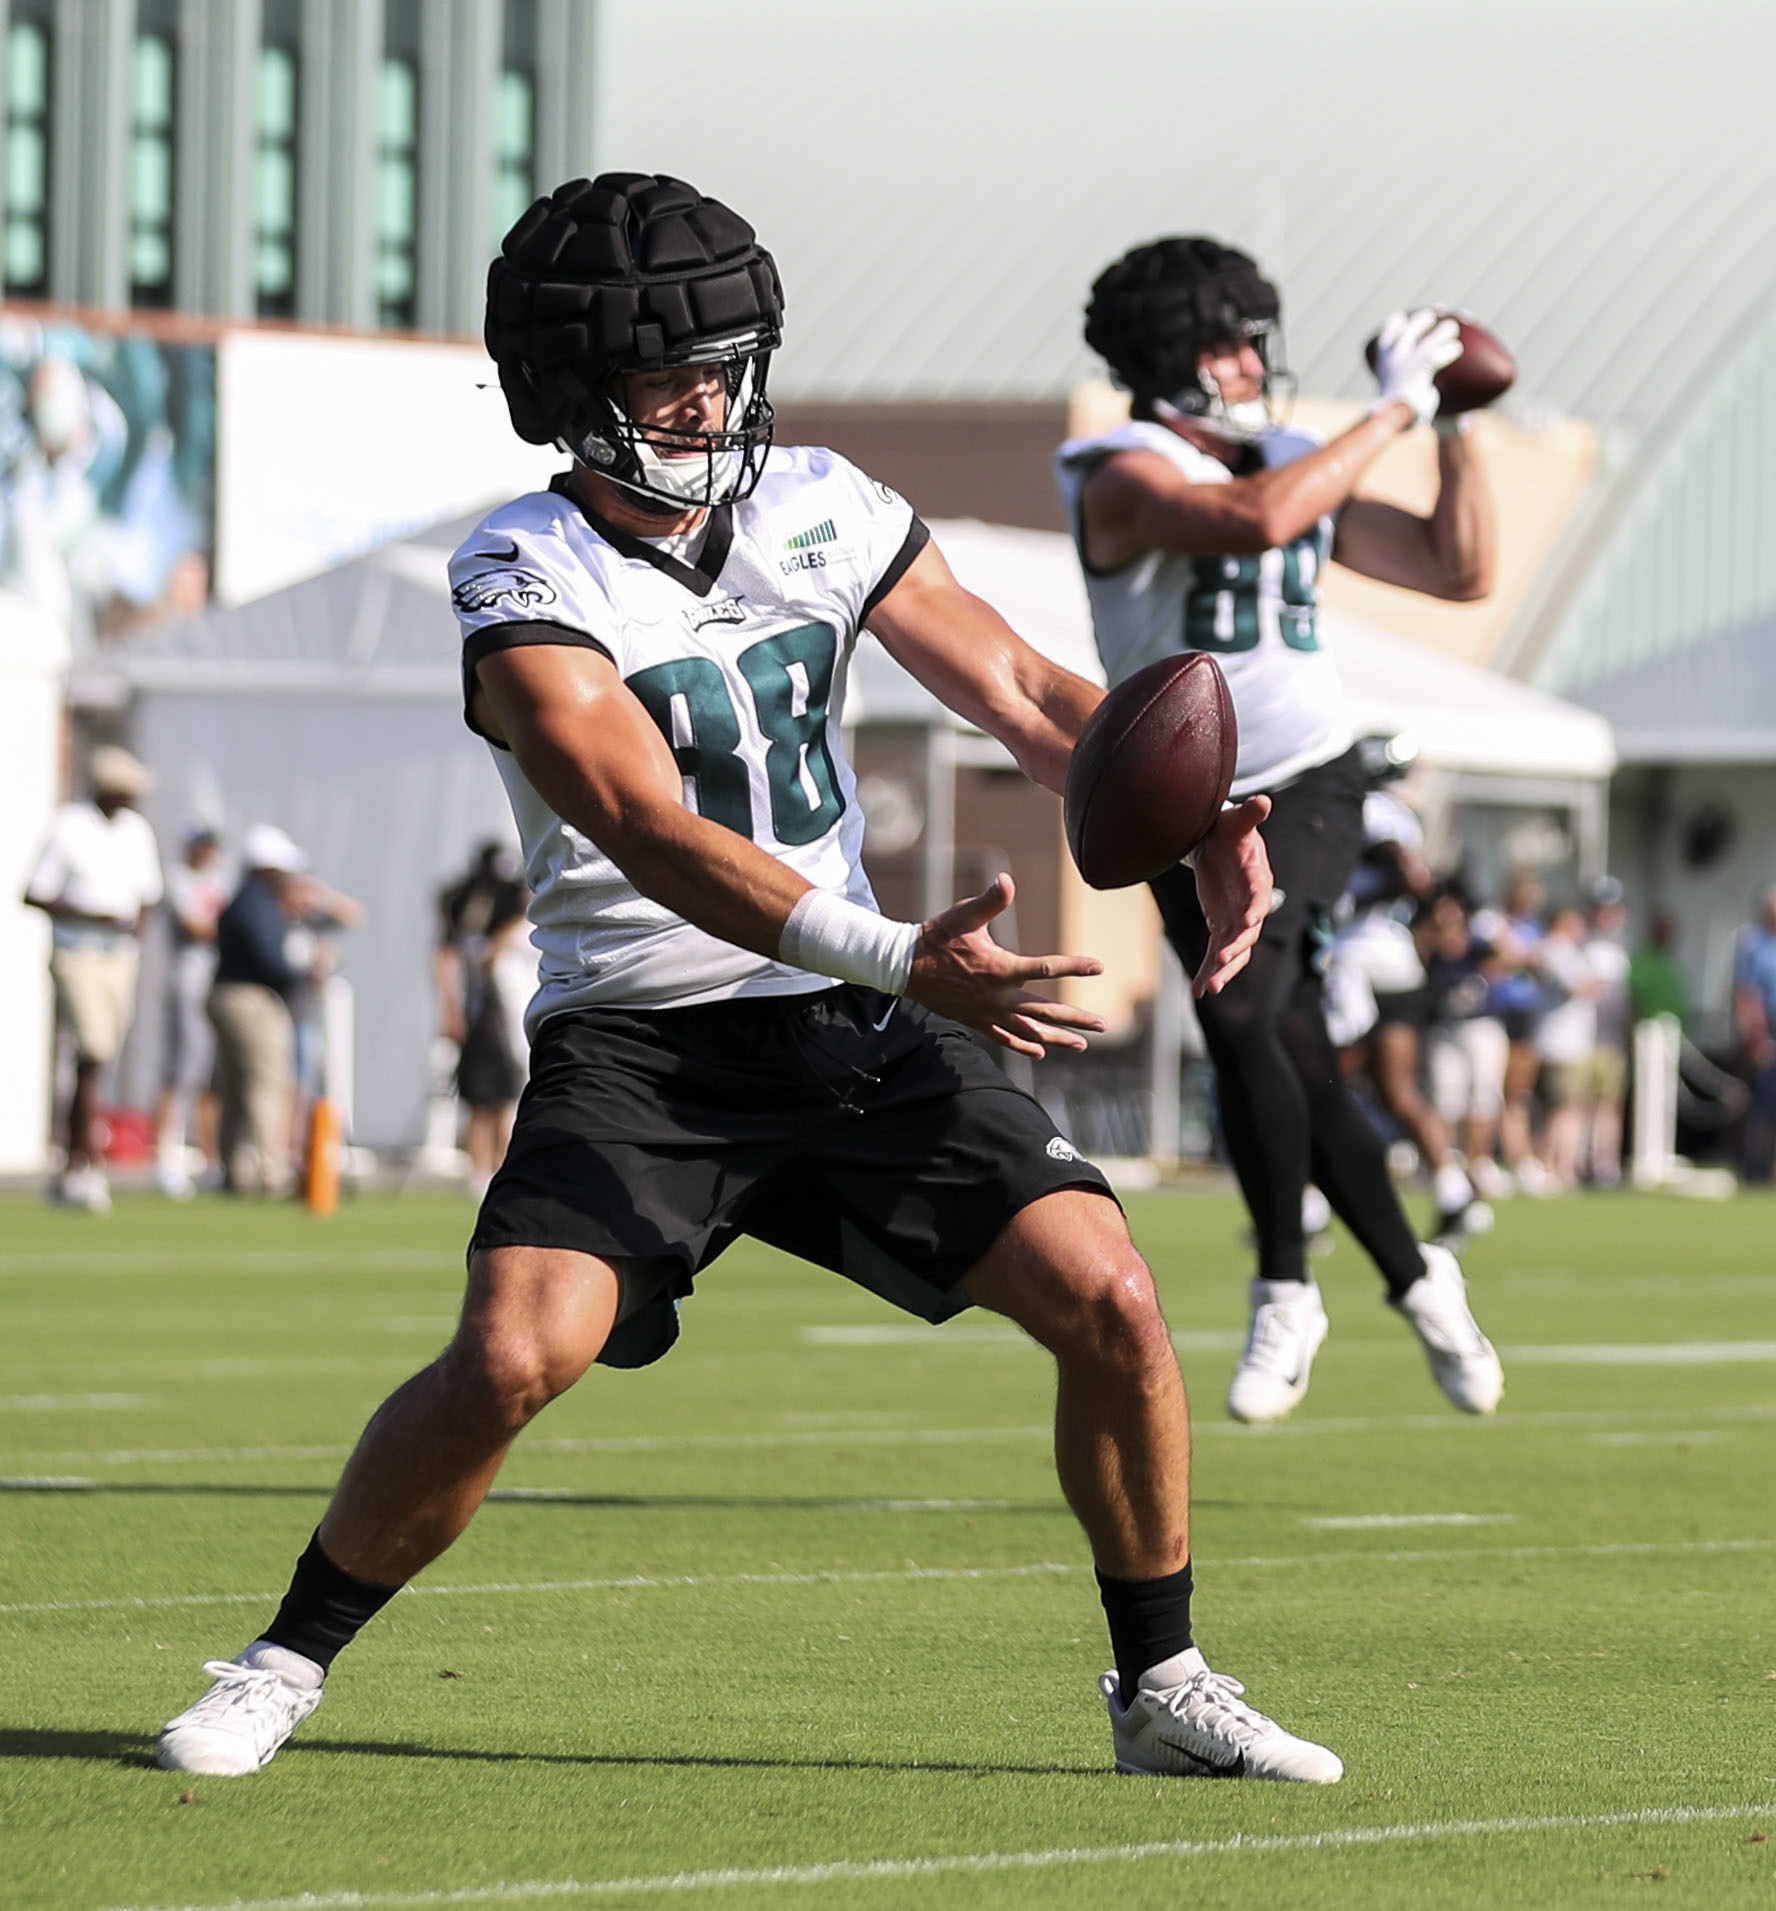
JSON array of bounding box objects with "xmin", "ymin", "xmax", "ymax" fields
[
  {"xmin": 1084, "ymin": 238, "xmax": 1289, "ymax": 439},
  {"xmin": 485, "ymin": 173, "xmax": 784, "ymax": 510}
]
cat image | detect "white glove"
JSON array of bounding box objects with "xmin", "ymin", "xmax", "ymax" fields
[{"xmin": 1368, "ymin": 307, "xmax": 1462, "ymax": 428}]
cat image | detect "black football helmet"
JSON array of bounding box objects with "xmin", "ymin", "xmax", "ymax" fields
[
  {"xmin": 485, "ymin": 173, "xmax": 783, "ymax": 511},
  {"xmin": 1084, "ymin": 237, "xmax": 1293, "ymax": 442}
]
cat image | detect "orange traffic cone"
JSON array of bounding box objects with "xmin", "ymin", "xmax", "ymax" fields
[{"xmin": 303, "ymin": 1097, "xmax": 341, "ymax": 1216}]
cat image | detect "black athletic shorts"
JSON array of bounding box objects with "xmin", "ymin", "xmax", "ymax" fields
[
  {"xmin": 1149, "ymin": 744, "xmax": 1368, "ymax": 978},
  {"xmin": 471, "ymin": 984, "xmax": 1116, "ymax": 1367},
  {"xmin": 1372, "ymin": 985, "xmax": 1429, "ymax": 1033}
]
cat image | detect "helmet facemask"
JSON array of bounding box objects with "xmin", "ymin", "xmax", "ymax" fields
[
  {"xmin": 1156, "ymin": 317, "xmax": 1296, "ymax": 445},
  {"xmin": 559, "ymin": 337, "xmax": 777, "ymax": 513}
]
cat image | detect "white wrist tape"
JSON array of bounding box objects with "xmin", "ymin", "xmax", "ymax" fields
[{"xmin": 779, "ymin": 889, "xmax": 919, "ymax": 994}]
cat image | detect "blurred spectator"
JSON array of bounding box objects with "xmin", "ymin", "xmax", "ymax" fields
[
  {"xmin": 1628, "ymin": 908, "xmax": 1691, "ymax": 1029},
  {"xmin": 155, "ymin": 824, "xmax": 226, "ymax": 1198},
  {"xmin": 283, "ymin": 868, "xmax": 367, "ymax": 1154},
  {"xmin": 1473, "ymin": 871, "xmax": 1556, "ymax": 1194},
  {"xmin": 1732, "ymin": 885, "xmax": 1776, "ymax": 1183},
  {"xmin": 1583, "ymin": 879, "xmax": 1631, "ymax": 1186},
  {"xmin": 1422, "ymin": 887, "xmax": 1509, "ymax": 1200},
  {"xmin": 1329, "ymin": 765, "xmax": 1488, "ymax": 1243},
  {"xmin": 208, "ymin": 826, "xmax": 330, "ymax": 1195},
  {"xmin": 436, "ymin": 842, "xmax": 531, "ymax": 1197},
  {"xmin": 23, "ymin": 745, "xmax": 163, "ymax": 1212},
  {"xmin": 1536, "ymin": 903, "xmax": 1603, "ymax": 1190}
]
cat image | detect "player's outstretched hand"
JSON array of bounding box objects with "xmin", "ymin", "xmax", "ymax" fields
[
  {"xmin": 1370, "ymin": 307, "xmax": 1463, "ymax": 428},
  {"xmin": 1189, "ymin": 796, "xmax": 1274, "ymax": 998},
  {"xmin": 908, "ymin": 874, "xmax": 1106, "ymax": 1060}
]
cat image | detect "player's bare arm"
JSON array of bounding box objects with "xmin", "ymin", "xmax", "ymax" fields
[
  {"xmin": 471, "ymin": 640, "xmax": 1102, "ymax": 1058},
  {"xmin": 1080, "ymin": 405, "xmax": 1412, "ymax": 570},
  {"xmin": 866, "ymin": 538, "xmax": 1100, "ymax": 794},
  {"xmin": 473, "ymin": 642, "xmax": 814, "ymax": 959},
  {"xmin": 1332, "ymin": 429, "xmax": 1496, "ymax": 600},
  {"xmin": 868, "ymin": 536, "xmax": 1273, "ymax": 1002}
]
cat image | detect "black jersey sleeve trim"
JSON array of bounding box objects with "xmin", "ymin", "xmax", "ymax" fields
[
  {"xmin": 859, "ymin": 515, "xmax": 931, "ymax": 627},
  {"xmin": 461, "ymin": 621, "xmax": 616, "ymax": 748}
]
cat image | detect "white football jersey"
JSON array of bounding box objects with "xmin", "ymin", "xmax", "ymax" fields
[
  {"xmin": 1055, "ymin": 419, "xmax": 1353, "ymax": 797},
  {"xmin": 450, "ymin": 445, "xmax": 927, "ymax": 1031}
]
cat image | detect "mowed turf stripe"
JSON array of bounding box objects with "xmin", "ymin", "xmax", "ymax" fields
[
  {"xmin": 8, "ymin": 1536, "xmax": 1775, "ymax": 1617},
  {"xmin": 88, "ymin": 1802, "xmax": 1776, "ymax": 1909},
  {"xmin": 10, "ymin": 1398, "xmax": 1776, "ymax": 1469},
  {"xmin": 0, "ymin": 1249, "xmax": 460, "ymax": 1276},
  {"xmin": 1507, "ymin": 1341, "xmax": 1776, "ymax": 1364}
]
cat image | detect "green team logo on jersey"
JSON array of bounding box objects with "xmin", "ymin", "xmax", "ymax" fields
[
  {"xmin": 1185, "ymin": 524, "xmax": 1329, "ymax": 655},
  {"xmin": 627, "ymin": 621, "xmax": 845, "ymax": 848}
]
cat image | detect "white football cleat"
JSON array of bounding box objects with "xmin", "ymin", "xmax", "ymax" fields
[
  {"xmin": 1227, "ymin": 1277, "xmax": 1329, "ymax": 1423},
  {"xmin": 1101, "ymin": 1649, "xmax": 1343, "ymax": 1783},
  {"xmin": 157, "ymin": 1641, "xmax": 324, "ymax": 1775},
  {"xmin": 1393, "ymin": 1243, "xmax": 1504, "ymax": 1414}
]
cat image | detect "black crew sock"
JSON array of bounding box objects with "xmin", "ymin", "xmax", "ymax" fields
[
  {"xmin": 1096, "ymin": 1561, "xmax": 1194, "ymax": 1705},
  {"xmin": 260, "ymin": 1529, "xmax": 401, "ymax": 1673}
]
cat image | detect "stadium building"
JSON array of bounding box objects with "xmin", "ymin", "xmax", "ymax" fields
[{"xmin": 1, "ymin": 0, "xmax": 1772, "ymax": 1165}]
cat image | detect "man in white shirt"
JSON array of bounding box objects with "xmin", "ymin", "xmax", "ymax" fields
[{"xmin": 24, "ymin": 745, "xmax": 164, "ymax": 1211}]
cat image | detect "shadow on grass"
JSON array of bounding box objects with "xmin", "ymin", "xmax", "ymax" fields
[
  {"xmin": 0, "ymin": 1726, "xmax": 159, "ymax": 1769},
  {"xmin": 295, "ymin": 1736, "xmax": 1103, "ymax": 1778},
  {"xmin": 0, "ymin": 1725, "xmax": 1099, "ymax": 1779},
  {"xmin": 2, "ymin": 1481, "xmax": 1258, "ymax": 1520},
  {"xmin": 3, "ymin": 1480, "xmax": 1197, "ymax": 1516}
]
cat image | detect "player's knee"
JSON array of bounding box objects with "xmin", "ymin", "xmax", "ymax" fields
[
  {"xmin": 1061, "ymin": 1249, "xmax": 1172, "ymax": 1378},
  {"xmin": 440, "ymin": 1319, "xmax": 585, "ymax": 1435}
]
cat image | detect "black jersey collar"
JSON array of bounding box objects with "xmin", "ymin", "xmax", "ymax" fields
[{"xmin": 551, "ymin": 471, "xmax": 733, "ymax": 599}]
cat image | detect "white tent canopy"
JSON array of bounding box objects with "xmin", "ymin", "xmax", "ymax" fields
[
  {"xmin": 861, "ymin": 520, "xmax": 1616, "ymax": 782},
  {"xmin": 82, "ymin": 511, "xmax": 1613, "ymax": 1148}
]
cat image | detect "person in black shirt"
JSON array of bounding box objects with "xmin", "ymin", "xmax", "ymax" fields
[
  {"xmin": 435, "ymin": 843, "xmax": 531, "ymax": 1196},
  {"xmin": 208, "ymin": 826, "xmax": 316, "ymax": 1194}
]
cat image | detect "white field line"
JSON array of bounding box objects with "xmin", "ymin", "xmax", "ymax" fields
[
  {"xmin": 800, "ymin": 1325, "xmax": 1244, "ymax": 1353},
  {"xmin": 0, "ymin": 1393, "xmax": 157, "ymax": 1412},
  {"xmin": 89, "ymin": 1802, "xmax": 1776, "ymax": 1911},
  {"xmin": 1505, "ymin": 1342, "xmax": 1776, "ymax": 1365},
  {"xmin": 10, "ymin": 1399, "xmax": 1776, "ymax": 1470},
  {"xmin": 8, "ymin": 1535, "xmax": 1775, "ymax": 1619},
  {"xmin": 1300, "ymin": 1513, "xmax": 1515, "ymax": 1530},
  {"xmin": 0, "ymin": 1249, "xmax": 459, "ymax": 1277}
]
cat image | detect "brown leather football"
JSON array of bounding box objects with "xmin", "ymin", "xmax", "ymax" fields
[
  {"xmin": 1364, "ymin": 311, "xmax": 1516, "ymax": 416},
  {"xmin": 1064, "ymin": 654, "xmax": 1238, "ymax": 891}
]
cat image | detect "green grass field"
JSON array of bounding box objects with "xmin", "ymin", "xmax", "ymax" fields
[{"xmin": 3, "ymin": 1184, "xmax": 1774, "ymax": 1909}]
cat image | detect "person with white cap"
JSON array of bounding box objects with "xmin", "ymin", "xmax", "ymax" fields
[
  {"xmin": 207, "ymin": 825, "xmax": 316, "ymax": 1196},
  {"xmin": 24, "ymin": 744, "xmax": 164, "ymax": 1211}
]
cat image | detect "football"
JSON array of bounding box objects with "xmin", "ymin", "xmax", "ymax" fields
[
  {"xmin": 1064, "ymin": 653, "xmax": 1238, "ymax": 890},
  {"xmin": 1365, "ymin": 311, "xmax": 1516, "ymax": 416}
]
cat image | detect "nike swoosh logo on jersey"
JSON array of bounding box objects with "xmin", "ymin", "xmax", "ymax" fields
[
  {"xmin": 1154, "ymin": 1736, "xmax": 1246, "ymax": 1776},
  {"xmin": 474, "ymin": 540, "xmax": 521, "ymax": 564},
  {"xmin": 872, "ymin": 1001, "xmax": 895, "ymax": 1031}
]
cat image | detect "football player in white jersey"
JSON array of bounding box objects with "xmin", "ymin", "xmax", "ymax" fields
[
  {"xmin": 159, "ymin": 177, "xmax": 1344, "ymax": 1786},
  {"xmin": 1058, "ymin": 237, "xmax": 1503, "ymax": 1425}
]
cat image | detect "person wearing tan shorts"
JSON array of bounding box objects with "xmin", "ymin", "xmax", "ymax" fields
[{"xmin": 25, "ymin": 747, "xmax": 164, "ymax": 1212}]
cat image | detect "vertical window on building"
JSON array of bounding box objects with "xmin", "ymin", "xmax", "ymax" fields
[
  {"xmin": 3, "ymin": 0, "xmax": 53, "ymax": 295},
  {"xmin": 494, "ymin": 0, "xmax": 538, "ymax": 244},
  {"xmin": 254, "ymin": 0, "xmax": 302, "ymax": 317},
  {"xmin": 377, "ymin": 0, "xmax": 420, "ymax": 328},
  {"xmin": 130, "ymin": 0, "xmax": 178, "ymax": 307}
]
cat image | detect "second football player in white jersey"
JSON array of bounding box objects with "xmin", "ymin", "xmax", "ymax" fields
[
  {"xmin": 158, "ymin": 175, "xmax": 1348, "ymax": 1788},
  {"xmin": 1059, "ymin": 237, "xmax": 1503, "ymax": 1425}
]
